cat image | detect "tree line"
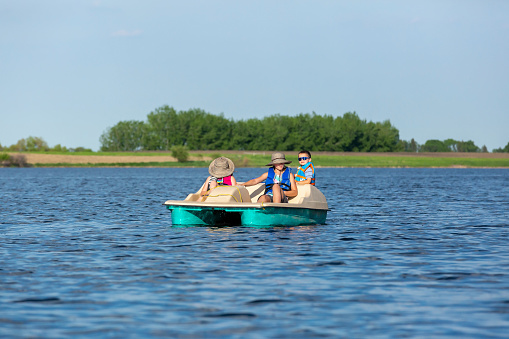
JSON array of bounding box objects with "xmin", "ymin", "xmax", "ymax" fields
[
  {"xmin": 99, "ymin": 106, "xmax": 403, "ymax": 152},
  {"xmin": 400, "ymin": 138, "xmax": 493, "ymax": 153},
  {"xmin": 493, "ymin": 142, "xmax": 509, "ymax": 153},
  {"xmin": 2, "ymin": 106, "xmax": 507, "ymax": 153},
  {"xmin": 0, "ymin": 136, "xmax": 91, "ymax": 152},
  {"xmin": 99, "ymin": 106, "xmax": 504, "ymax": 153}
]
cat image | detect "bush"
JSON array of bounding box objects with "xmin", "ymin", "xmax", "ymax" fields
[
  {"xmin": 1, "ymin": 153, "xmax": 29, "ymax": 167},
  {"xmin": 171, "ymin": 145, "xmax": 189, "ymax": 162},
  {"xmin": 70, "ymin": 147, "xmax": 93, "ymax": 152}
]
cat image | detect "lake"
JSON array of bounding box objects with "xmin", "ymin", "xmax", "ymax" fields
[{"xmin": 1, "ymin": 168, "xmax": 508, "ymax": 338}]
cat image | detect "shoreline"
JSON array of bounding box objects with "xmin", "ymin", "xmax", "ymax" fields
[{"xmin": 3, "ymin": 151, "xmax": 509, "ymax": 168}]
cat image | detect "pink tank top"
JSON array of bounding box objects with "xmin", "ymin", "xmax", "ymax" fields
[{"xmin": 218, "ymin": 176, "xmax": 232, "ymax": 186}]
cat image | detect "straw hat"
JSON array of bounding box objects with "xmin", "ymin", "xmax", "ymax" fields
[
  {"xmin": 266, "ymin": 152, "xmax": 292, "ymax": 166},
  {"xmin": 209, "ymin": 157, "xmax": 235, "ymax": 177}
]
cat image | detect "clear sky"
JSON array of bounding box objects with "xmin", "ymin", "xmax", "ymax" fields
[{"xmin": 1, "ymin": 0, "xmax": 508, "ymax": 151}]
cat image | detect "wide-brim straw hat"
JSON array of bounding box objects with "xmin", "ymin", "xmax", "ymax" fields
[
  {"xmin": 266, "ymin": 152, "xmax": 292, "ymax": 166},
  {"xmin": 209, "ymin": 157, "xmax": 235, "ymax": 178}
]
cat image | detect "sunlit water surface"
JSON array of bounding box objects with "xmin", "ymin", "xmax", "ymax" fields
[{"xmin": 1, "ymin": 168, "xmax": 509, "ymax": 338}]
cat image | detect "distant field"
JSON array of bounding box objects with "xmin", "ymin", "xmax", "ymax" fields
[{"xmin": 7, "ymin": 151, "xmax": 509, "ymax": 168}]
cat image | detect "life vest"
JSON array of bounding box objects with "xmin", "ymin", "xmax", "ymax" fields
[
  {"xmin": 295, "ymin": 162, "xmax": 315, "ymax": 185},
  {"xmin": 264, "ymin": 167, "xmax": 291, "ymax": 194}
]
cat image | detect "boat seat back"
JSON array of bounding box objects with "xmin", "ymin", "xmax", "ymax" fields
[
  {"xmin": 244, "ymin": 183, "xmax": 266, "ymax": 202},
  {"xmin": 185, "ymin": 193, "xmax": 201, "ymax": 201},
  {"xmin": 288, "ymin": 184, "xmax": 328, "ymax": 209},
  {"xmin": 204, "ymin": 186, "xmax": 252, "ymax": 203}
]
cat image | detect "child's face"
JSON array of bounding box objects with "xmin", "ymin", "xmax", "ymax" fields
[
  {"xmin": 274, "ymin": 163, "xmax": 285, "ymax": 171},
  {"xmin": 298, "ymin": 153, "xmax": 311, "ymax": 166}
]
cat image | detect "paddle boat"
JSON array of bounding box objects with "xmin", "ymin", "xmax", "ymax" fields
[{"xmin": 164, "ymin": 182, "xmax": 328, "ymax": 227}]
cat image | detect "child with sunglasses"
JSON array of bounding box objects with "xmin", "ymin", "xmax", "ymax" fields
[{"xmin": 295, "ymin": 150, "xmax": 315, "ymax": 186}]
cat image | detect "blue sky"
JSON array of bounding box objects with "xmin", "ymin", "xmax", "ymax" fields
[{"xmin": 1, "ymin": 0, "xmax": 508, "ymax": 151}]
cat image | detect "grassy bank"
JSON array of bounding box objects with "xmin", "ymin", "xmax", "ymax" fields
[
  {"xmin": 34, "ymin": 161, "xmax": 211, "ymax": 168},
  {"xmin": 20, "ymin": 151, "xmax": 509, "ymax": 168},
  {"xmin": 313, "ymin": 155, "xmax": 509, "ymax": 168}
]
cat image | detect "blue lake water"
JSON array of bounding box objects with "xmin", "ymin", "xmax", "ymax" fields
[{"xmin": 1, "ymin": 167, "xmax": 509, "ymax": 338}]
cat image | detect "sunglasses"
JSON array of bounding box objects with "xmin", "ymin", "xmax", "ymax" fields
[{"xmin": 298, "ymin": 157, "xmax": 309, "ymax": 161}]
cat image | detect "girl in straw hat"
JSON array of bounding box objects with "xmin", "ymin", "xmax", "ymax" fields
[
  {"xmin": 239, "ymin": 152, "xmax": 297, "ymax": 203},
  {"xmin": 200, "ymin": 157, "xmax": 237, "ymax": 198}
]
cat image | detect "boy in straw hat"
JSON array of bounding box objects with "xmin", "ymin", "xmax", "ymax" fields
[
  {"xmin": 240, "ymin": 152, "xmax": 297, "ymax": 203},
  {"xmin": 200, "ymin": 157, "xmax": 237, "ymax": 198}
]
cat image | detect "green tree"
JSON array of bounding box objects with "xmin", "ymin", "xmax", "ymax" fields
[
  {"xmin": 336, "ymin": 112, "xmax": 363, "ymax": 151},
  {"xmin": 493, "ymin": 142, "xmax": 509, "ymax": 153},
  {"xmin": 456, "ymin": 140, "xmax": 480, "ymax": 152},
  {"xmin": 144, "ymin": 105, "xmax": 178, "ymax": 150},
  {"xmin": 241, "ymin": 118, "xmax": 266, "ymax": 150},
  {"xmin": 401, "ymin": 138, "xmax": 419, "ymax": 153},
  {"xmin": 100, "ymin": 120, "xmax": 147, "ymax": 151},
  {"xmin": 443, "ymin": 138, "xmax": 458, "ymax": 151},
  {"xmin": 421, "ymin": 139, "xmax": 450, "ymax": 152},
  {"xmin": 7, "ymin": 136, "xmax": 49, "ymax": 151},
  {"xmin": 441, "ymin": 139, "xmax": 480, "ymax": 152},
  {"xmin": 9, "ymin": 138, "xmax": 27, "ymax": 151},
  {"xmin": 229, "ymin": 120, "xmax": 253, "ymax": 150},
  {"xmin": 25, "ymin": 136, "xmax": 49, "ymax": 151},
  {"xmin": 51, "ymin": 144, "xmax": 69, "ymax": 152},
  {"xmin": 363, "ymin": 120, "xmax": 401, "ymax": 152}
]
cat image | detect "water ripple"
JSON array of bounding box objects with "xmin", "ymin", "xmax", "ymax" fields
[{"xmin": 0, "ymin": 168, "xmax": 508, "ymax": 338}]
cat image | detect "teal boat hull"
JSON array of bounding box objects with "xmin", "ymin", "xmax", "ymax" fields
[
  {"xmin": 165, "ymin": 183, "xmax": 328, "ymax": 227},
  {"xmin": 167, "ymin": 205, "xmax": 327, "ymax": 227}
]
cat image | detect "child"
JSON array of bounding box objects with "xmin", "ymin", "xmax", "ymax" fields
[
  {"xmin": 240, "ymin": 152, "xmax": 297, "ymax": 203},
  {"xmin": 295, "ymin": 150, "xmax": 315, "ymax": 185},
  {"xmin": 200, "ymin": 157, "xmax": 237, "ymax": 198}
]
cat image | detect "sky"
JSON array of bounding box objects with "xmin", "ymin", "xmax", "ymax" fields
[{"xmin": 1, "ymin": 0, "xmax": 508, "ymax": 151}]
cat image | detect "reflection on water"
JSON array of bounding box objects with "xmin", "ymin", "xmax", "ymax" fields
[{"xmin": 1, "ymin": 168, "xmax": 508, "ymax": 338}]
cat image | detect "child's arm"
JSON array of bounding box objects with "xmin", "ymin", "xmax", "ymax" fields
[
  {"xmin": 240, "ymin": 172, "xmax": 268, "ymax": 187},
  {"xmin": 200, "ymin": 176, "xmax": 212, "ymax": 196},
  {"xmin": 296, "ymin": 178, "xmax": 312, "ymax": 185},
  {"xmin": 285, "ymin": 173, "xmax": 299, "ymax": 197},
  {"xmin": 231, "ymin": 176, "xmax": 237, "ymax": 186}
]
